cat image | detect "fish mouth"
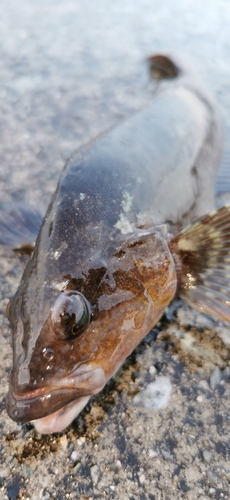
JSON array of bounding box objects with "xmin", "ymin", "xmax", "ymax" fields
[
  {"xmin": 34, "ymin": 396, "xmax": 92, "ymax": 434},
  {"xmin": 7, "ymin": 364, "xmax": 106, "ymax": 433}
]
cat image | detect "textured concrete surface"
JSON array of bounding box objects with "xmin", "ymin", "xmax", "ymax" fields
[{"xmin": 0, "ymin": 1, "xmax": 230, "ymax": 499}]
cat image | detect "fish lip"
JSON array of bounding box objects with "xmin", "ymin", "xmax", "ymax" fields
[
  {"xmin": 7, "ymin": 364, "xmax": 106, "ymax": 423},
  {"xmin": 10, "ymin": 364, "xmax": 101, "ymax": 401},
  {"xmin": 33, "ymin": 395, "xmax": 91, "ymax": 434}
]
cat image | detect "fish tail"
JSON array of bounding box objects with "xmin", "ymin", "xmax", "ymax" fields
[
  {"xmin": 169, "ymin": 205, "xmax": 230, "ymax": 322},
  {"xmin": 147, "ymin": 54, "xmax": 180, "ymax": 81}
]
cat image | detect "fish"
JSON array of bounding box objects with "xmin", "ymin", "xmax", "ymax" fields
[{"xmin": 1, "ymin": 54, "xmax": 229, "ymax": 434}]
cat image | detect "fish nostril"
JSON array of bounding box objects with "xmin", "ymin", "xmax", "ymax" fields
[{"xmin": 42, "ymin": 347, "xmax": 54, "ymax": 362}]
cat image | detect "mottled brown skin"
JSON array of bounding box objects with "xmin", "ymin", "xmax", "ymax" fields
[
  {"xmin": 7, "ymin": 222, "xmax": 176, "ymax": 422},
  {"xmin": 6, "ymin": 55, "xmax": 223, "ymax": 431}
]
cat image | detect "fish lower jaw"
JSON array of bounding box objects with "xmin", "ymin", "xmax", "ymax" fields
[
  {"xmin": 33, "ymin": 395, "xmax": 91, "ymax": 434},
  {"xmin": 7, "ymin": 365, "xmax": 106, "ymax": 433}
]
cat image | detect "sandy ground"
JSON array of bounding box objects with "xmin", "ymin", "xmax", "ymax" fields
[{"xmin": 0, "ymin": 1, "xmax": 230, "ymax": 499}]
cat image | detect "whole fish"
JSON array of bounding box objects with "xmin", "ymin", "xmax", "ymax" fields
[{"xmin": 1, "ymin": 55, "xmax": 229, "ymax": 434}]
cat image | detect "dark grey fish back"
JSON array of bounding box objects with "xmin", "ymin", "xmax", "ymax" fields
[{"xmin": 58, "ymin": 84, "xmax": 222, "ymax": 235}]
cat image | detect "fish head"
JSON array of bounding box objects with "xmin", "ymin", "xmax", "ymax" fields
[{"xmin": 6, "ymin": 225, "xmax": 176, "ymax": 433}]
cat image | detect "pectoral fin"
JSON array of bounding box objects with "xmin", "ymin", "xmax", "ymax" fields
[
  {"xmin": 169, "ymin": 205, "xmax": 230, "ymax": 322},
  {"xmin": 0, "ymin": 202, "xmax": 43, "ymax": 254}
]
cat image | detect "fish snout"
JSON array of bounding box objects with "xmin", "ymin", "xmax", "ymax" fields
[{"xmin": 6, "ymin": 364, "xmax": 106, "ymax": 426}]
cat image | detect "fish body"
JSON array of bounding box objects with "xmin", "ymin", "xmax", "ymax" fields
[{"xmin": 4, "ymin": 56, "xmax": 228, "ymax": 434}]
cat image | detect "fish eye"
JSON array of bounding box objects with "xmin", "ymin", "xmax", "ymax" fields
[{"xmin": 51, "ymin": 291, "xmax": 91, "ymax": 340}]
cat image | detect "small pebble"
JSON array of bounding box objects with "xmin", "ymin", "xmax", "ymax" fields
[
  {"xmin": 216, "ymin": 326, "xmax": 230, "ymax": 346},
  {"xmin": 0, "ymin": 468, "xmax": 9, "ymax": 478},
  {"xmin": 71, "ymin": 462, "xmax": 81, "ymax": 474},
  {"xmin": 161, "ymin": 448, "xmax": 174, "ymax": 461},
  {"xmin": 59, "ymin": 434, "xmax": 68, "ymax": 450},
  {"xmin": 90, "ymin": 464, "xmax": 100, "ymax": 484},
  {"xmin": 22, "ymin": 463, "xmax": 32, "ymax": 479},
  {"xmin": 202, "ymin": 450, "xmax": 212, "ymax": 463},
  {"xmin": 210, "ymin": 367, "xmax": 222, "ymax": 390},
  {"xmin": 139, "ymin": 473, "xmax": 145, "ymax": 484},
  {"xmin": 133, "ymin": 376, "xmax": 172, "ymax": 410},
  {"xmin": 70, "ymin": 450, "xmax": 78, "ymax": 462},
  {"xmin": 198, "ymin": 380, "xmax": 209, "ymax": 390},
  {"xmin": 209, "ymin": 488, "xmax": 216, "ymax": 495},
  {"xmin": 40, "ymin": 491, "xmax": 50, "ymax": 500},
  {"xmin": 149, "ymin": 449, "xmax": 158, "ymax": 458},
  {"xmin": 167, "ymin": 324, "xmax": 182, "ymax": 339},
  {"xmin": 77, "ymin": 436, "xmax": 86, "ymax": 446}
]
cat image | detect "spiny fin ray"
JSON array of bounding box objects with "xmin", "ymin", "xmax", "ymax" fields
[{"xmin": 169, "ymin": 204, "xmax": 230, "ymax": 322}]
